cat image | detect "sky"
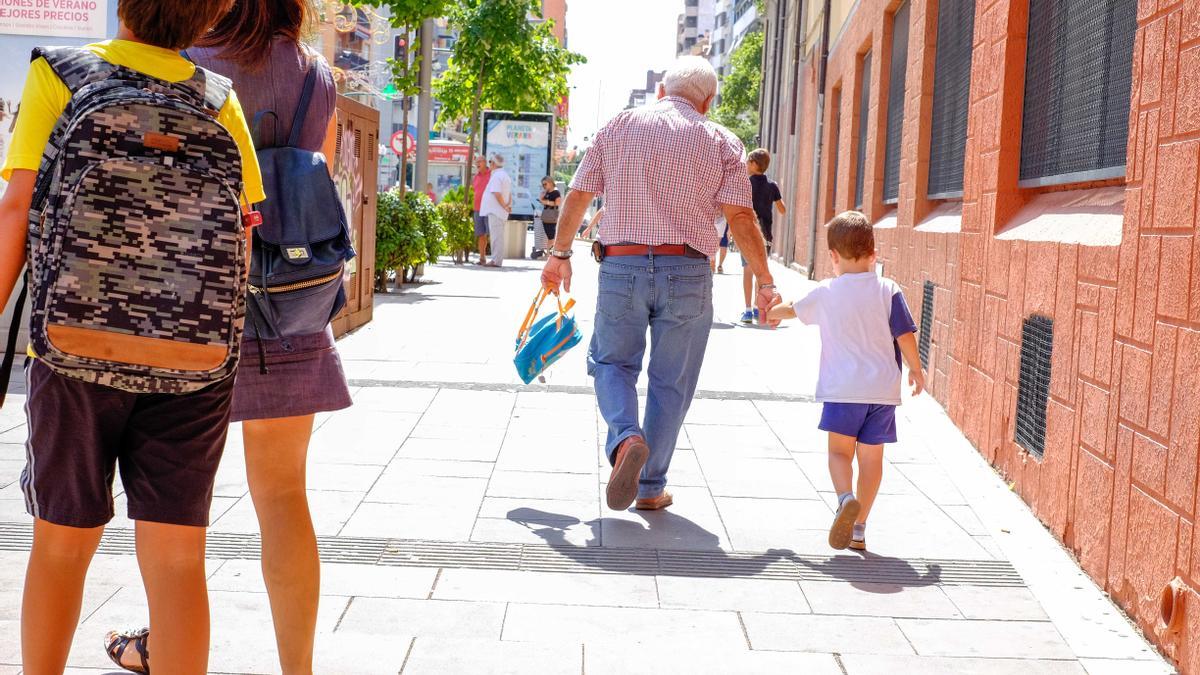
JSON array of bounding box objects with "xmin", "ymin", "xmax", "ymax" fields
[{"xmin": 564, "ymin": 0, "xmax": 683, "ymax": 149}]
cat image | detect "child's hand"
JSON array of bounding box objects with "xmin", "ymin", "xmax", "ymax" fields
[
  {"xmin": 909, "ymin": 368, "xmax": 927, "ymax": 396},
  {"xmin": 766, "ymin": 299, "xmax": 796, "ymax": 323}
]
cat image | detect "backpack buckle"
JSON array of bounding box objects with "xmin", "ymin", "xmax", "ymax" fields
[{"xmin": 242, "ymin": 211, "xmax": 263, "ymax": 229}]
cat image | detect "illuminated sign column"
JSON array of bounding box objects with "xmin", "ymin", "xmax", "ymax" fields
[{"xmin": 481, "ymin": 111, "xmax": 554, "ymax": 221}]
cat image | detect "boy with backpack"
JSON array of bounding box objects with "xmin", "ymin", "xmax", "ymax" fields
[
  {"xmin": 768, "ymin": 212, "xmax": 925, "ymax": 551},
  {"xmin": 0, "ymin": 0, "xmax": 263, "ymax": 671}
]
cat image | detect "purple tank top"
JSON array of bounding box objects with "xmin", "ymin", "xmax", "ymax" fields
[{"xmin": 188, "ymin": 38, "xmax": 336, "ymax": 152}]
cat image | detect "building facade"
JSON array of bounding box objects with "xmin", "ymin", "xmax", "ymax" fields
[
  {"xmin": 677, "ymin": 0, "xmax": 717, "ymax": 56},
  {"xmin": 626, "ymin": 70, "xmax": 666, "ymax": 110},
  {"xmin": 759, "ymin": 0, "xmax": 1200, "ymax": 670}
]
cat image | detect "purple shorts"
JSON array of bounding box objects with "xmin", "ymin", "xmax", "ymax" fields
[{"xmin": 818, "ymin": 402, "xmax": 898, "ymax": 445}]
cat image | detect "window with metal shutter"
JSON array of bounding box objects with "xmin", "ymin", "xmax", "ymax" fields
[
  {"xmin": 1015, "ymin": 315, "xmax": 1054, "ymax": 459},
  {"xmin": 1019, "ymin": 0, "xmax": 1137, "ymax": 187},
  {"xmin": 918, "ymin": 281, "xmax": 935, "ymax": 369},
  {"xmin": 882, "ymin": 1, "xmax": 910, "ymax": 204},
  {"xmin": 854, "ymin": 51, "xmax": 872, "ymax": 210},
  {"xmin": 927, "ymin": 0, "xmax": 975, "ymax": 199}
]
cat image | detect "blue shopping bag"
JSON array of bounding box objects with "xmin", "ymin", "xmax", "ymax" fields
[{"xmin": 514, "ymin": 286, "xmax": 583, "ymax": 385}]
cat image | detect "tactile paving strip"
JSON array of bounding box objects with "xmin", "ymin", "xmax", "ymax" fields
[{"xmin": 0, "ymin": 522, "xmax": 1024, "ymax": 587}]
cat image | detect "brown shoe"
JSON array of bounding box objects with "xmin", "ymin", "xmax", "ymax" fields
[
  {"xmin": 636, "ymin": 491, "xmax": 673, "ymax": 510},
  {"xmin": 607, "ymin": 436, "xmax": 649, "ymax": 510}
]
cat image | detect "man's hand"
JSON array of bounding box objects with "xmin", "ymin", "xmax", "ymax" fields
[
  {"xmin": 755, "ymin": 285, "xmax": 782, "ymax": 328},
  {"xmin": 542, "ymin": 255, "xmax": 573, "ymax": 294},
  {"xmin": 908, "ymin": 368, "xmax": 927, "ymax": 397}
]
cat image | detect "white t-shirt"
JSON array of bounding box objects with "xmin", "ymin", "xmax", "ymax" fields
[
  {"xmin": 792, "ymin": 272, "xmax": 917, "ymax": 405},
  {"xmin": 480, "ymin": 168, "xmax": 513, "ymax": 220}
]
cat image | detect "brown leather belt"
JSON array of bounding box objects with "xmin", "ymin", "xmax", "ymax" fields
[{"xmin": 603, "ymin": 244, "xmax": 707, "ymax": 259}]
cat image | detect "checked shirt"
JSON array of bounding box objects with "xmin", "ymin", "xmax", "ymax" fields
[{"xmin": 570, "ymin": 96, "xmax": 753, "ymax": 258}]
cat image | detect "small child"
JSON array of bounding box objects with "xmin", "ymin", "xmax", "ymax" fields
[
  {"xmin": 0, "ymin": 0, "xmax": 264, "ymax": 671},
  {"xmin": 768, "ymin": 211, "xmax": 925, "ymax": 551},
  {"xmin": 742, "ymin": 148, "xmax": 786, "ymax": 323}
]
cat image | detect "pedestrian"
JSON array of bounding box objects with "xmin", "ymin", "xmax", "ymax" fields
[
  {"xmin": 581, "ymin": 205, "xmax": 603, "ymax": 241},
  {"xmin": 767, "ymin": 211, "xmax": 926, "ymax": 551},
  {"xmin": 740, "ymin": 148, "xmax": 787, "ymax": 323},
  {"xmin": 481, "ymin": 152, "xmax": 513, "ymax": 267},
  {"xmin": 539, "ymin": 175, "xmax": 562, "ymax": 244},
  {"xmin": 0, "ymin": 0, "xmax": 264, "ymax": 671},
  {"xmin": 713, "ymin": 215, "xmax": 729, "ymax": 273},
  {"xmin": 425, "ymin": 181, "xmax": 438, "ymax": 204},
  {"xmin": 472, "ymin": 155, "xmax": 493, "ymax": 264},
  {"xmin": 542, "ymin": 56, "xmax": 781, "ymax": 512},
  {"xmin": 102, "ymin": 0, "xmax": 354, "ymax": 672}
]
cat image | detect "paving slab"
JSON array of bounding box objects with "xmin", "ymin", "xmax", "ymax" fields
[
  {"xmin": 655, "ymin": 575, "xmax": 811, "ymax": 613},
  {"xmin": 208, "ymin": 559, "xmax": 438, "ymax": 599},
  {"xmin": 897, "ymin": 618, "xmax": 1076, "ymax": 659},
  {"xmin": 432, "ymin": 568, "xmax": 658, "ymax": 608},
  {"xmin": 798, "ymin": 580, "xmax": 964, "ymax": 619},
  {"xmin": 584, "ymin": 644, "xmax": 843, "ymax": 674},
  {"xmin": 502, "ymin": 603, "xmax": 746, "ymax": 649},
  {"xmin": 403, "ymin": 637, "xmax": 582, "ymax": 675},
  {"xmin": 840, "ymin": 654, "xmax": 1088, "ymax": 674},
  {"xmin": 740, "ymin": 611, "xmax": 915, "ymax": 655},
  {"xmin": 336, "ymin": 597, "xmax": 506, "ymax": 640}
]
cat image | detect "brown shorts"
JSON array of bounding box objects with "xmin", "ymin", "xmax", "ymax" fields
[{"xmin": 20, "ymin": 359, "xmax": 235, "ymax": 528}]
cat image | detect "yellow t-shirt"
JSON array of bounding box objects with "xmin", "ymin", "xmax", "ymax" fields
[{"xmin": 0, "ymin": 39, "xmax": 266, "ymax": 204}]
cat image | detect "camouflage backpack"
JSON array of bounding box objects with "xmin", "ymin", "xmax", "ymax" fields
[{"xmin": 10, "ymin": 47, "xmax": 248, "ymax": 394}]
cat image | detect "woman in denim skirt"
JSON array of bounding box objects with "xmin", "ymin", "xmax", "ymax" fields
[{"xmin": 104, "ymin": 1, "xmax": 352, "ymax": 672}]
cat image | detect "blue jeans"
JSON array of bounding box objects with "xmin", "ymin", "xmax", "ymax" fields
[{"xmin": 588, "ymin": 253, "xmax": 713, "ymax": 499}]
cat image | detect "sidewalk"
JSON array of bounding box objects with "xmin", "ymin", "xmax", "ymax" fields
[{"xmin": 0, "ymin": 240, "xmax": 1177, "ymax": 674}]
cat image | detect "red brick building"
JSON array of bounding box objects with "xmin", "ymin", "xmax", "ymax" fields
[{"xmin": 760, "ymin": 0, "xmax": 1200, "ymax": 669}]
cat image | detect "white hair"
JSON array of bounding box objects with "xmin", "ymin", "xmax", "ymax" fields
[
  {"xmin": 489, "ymin": 152, "xmax": 505, "ymax": 166},
  {"xmin": 663, "ymin": 56, "xmax": 719, "ymax": 105}
]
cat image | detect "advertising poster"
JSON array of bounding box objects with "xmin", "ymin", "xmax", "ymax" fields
[
  {"xmin": 0, "ymin": 0, "xmax": 108, "ymax": 38},
  {"xmin": 0, "ymin": 0, "xmax": 115, "ymax": 190},
  {"xmin": 482, "ymin": 111, "xmax": 553, "ymax": 221}
]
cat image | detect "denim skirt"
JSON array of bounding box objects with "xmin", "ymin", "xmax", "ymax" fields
[{"xmin": 231, "ymin": 325, "xmax": 353, "ymax": 422}]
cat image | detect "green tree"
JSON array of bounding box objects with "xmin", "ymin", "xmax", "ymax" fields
[
  {"xmin": 364, "ymin": 0, "xmax": 456, "ymax": 195},
  {"xmin": 711, "ymin": 29, "xmax": 764, "ymax": 148},
  {"xmin": 434, "ymin": 0, "xmax": 586, "ymax": 189}
]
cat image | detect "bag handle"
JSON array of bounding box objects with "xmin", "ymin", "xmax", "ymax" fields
[
  {"xmin": 515, "ymin": 285, "xmax": 575, "ymax": 352},
  {"xmin": 287, "ymin": 66, "xmax": 320, "ymax": 148}
]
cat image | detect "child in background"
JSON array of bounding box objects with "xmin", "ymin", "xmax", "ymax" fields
[
  {"xmin": 741, "ymin": 148, "xmax": 786, "ymax": 323},
  {"xmin": 768, "ymin": 211, "xmax": 925, "ymax": 551},
  {"xmin": 0, "ymin": 0, "xmax": 264, "ymax": 670}
]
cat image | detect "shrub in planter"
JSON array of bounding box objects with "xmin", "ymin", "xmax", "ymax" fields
[
  {"xmin": 406, "ymin": 191, "xmax": 443, "ymax": 271},
  {"xmin": 438, "ymin": 202, "xmax": 475, "ymax": 263},
  {"xmin": 375, "ymin": 189, "xmax": 425, "ymax": 291}
]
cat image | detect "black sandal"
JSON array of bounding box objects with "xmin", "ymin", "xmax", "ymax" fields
[{"xmin": 104, "ymin": 627, "xmax": 150, "ymax": 674}]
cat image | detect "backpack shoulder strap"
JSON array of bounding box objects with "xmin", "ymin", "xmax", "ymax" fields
[
  {"xmin": 0, "ymin": 279, "xmax": 27, "ymax": 409},
  {"xmin": 32, "ymin": 46, "xmax": 116, "ymax": 93},
  {"xmin": 286, "ymin": 66, "xmax": 319, "ymax": 147},
  {"xmin": 177, "ymin": 64, "xmax": 233, "ymax": 115}
]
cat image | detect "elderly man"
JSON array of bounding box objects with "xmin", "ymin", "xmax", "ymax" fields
[
  {"xmin": 480, "ymin": 152, "xmax": 513, "ymax": 267},
  {"xmin": 542, "ymin": 57, "xmax": 780, "ymax": 511},
  {"xmin": 471, "ymin": 155, "xmax": 493, "ymax": 264}
]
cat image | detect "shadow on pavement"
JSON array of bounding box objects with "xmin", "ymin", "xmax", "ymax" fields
[
  {"xmin": 507, "ymin": 506, "xmax": 942, "ymax": 592},
  {"xmin": 508, "ymin": 507, "xmax": 795, "ymax": 579},
  {"xmin": 788, "ymin": 551, "xmax": 943, "ymax": 592}
]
